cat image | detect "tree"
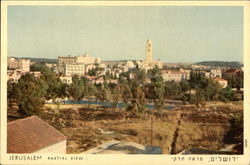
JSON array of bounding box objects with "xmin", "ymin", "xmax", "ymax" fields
[
  {"xmin": 223, "ymin": 113, "xmax": 243, "ymax": 154},
  {"xmin": 153, "ymin": 82, "xmax": 165, "ymax": 118},
  {"xmin": 30, "ymin": 62, "xmax": 47, "ymax": 72},
  {"xmin": 203, "ymin": 79, "xmax": 222, "ymax": 101},
  {"xmin": 120, "ymin": 84, "xmax": 132, "ymax": 107},
  {"xmin": 85, "ymin": 82, "xmax": 97, "ymax": 107},
  {"xmin": 194, "ymin": 86, "xmax": 206, "ymax": 108},
  {"xmin": 130, "ymin": 86, "xmax": 146, "ymax": 115},
  {"xmin": 134, "ymin": 69, "xmax": 147, "ymax": 86},
  {"xmin": 150, "ymin": 72, "xmax": 165, "ymax": 118},
  {"xmin": 58, "ymin": 83, "xmax": 69, "ymax": 101},
  {"xmin": 111, "ymin": 84, "xmax": 122, "ymax": 110},
  {"xmin": 88, "ymin": 68, "xmax": 97, "ymax": 76},
  {"xmin": 15, "ymin": 73, "xmax": 48, "ymax": 115},
  {"xmin": 40, "ymin": 68, "xmax": 63, "ymax": 102},
  {"xmin": 67, "ymin": 75, "xmax": 85, "ymax": 102},
  {"xmin": 103, "ymin": 86, "xmax": 112, "ymax": 108},
  {"xmin": 7, "ymin": 81, "xmax": 19, "ymax": 107},
  {"xmin": 147, "ymin": 65, "xmax": 160, "ymax": 80},
  {"xmin": 219, "ymin": 87, "xmax": 235, "ymax": 102},
  {"xmin": 164, "ymin": 81, "xmax": 182, "ymax": 99},
  {"xmin": 180, "ymin": 80, "xmax": 191, "ymax": 93}
]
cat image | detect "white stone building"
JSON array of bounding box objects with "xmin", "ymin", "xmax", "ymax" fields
[
  {"xmin": 214, "ymin": 77, "xmax": 228, "ymax": 88},
  {"xmin": 160, "ymin": 70, "xmax": 190, "ymax": 82},
  {"xmin": 210, "ymin": 69, "xmax": 222, "ymax": 78},
  {"xmin": 7, "ymin": 70, "xmax": 23, "ymax": 83},
  {"xmin": 63, "ymin": 64, "xmax": 85, "ymax": 76},
  {"xmin": 7, "ymin": 70, "xmax": 42, "ymax": 83},
  {"xmin": 60, "ymin": 75, "xmax": 72, "ymax": 84},
  {"xmin": 58, "ymin": 54, "xmax": 101, "ymax": 73},
  {"xmin": 76, "ymin": 54, "xmax": 101, "ymax": 64},
  {"xmin": 8, "ymin": 57, "xmax": 30, "ymax": 72},
  {"xmin": 85, "ymin": 64, "xmax": 97, "ymax": 74}
]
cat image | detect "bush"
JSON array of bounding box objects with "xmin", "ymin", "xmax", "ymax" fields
[{"xmin": 223, "ymin": 112, "xmax": 243, "ymax": 153}]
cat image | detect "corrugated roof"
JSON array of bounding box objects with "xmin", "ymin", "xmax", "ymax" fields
[{"xmin": 7, "ymin": 116, "xmax": 66, "ymax": 153}]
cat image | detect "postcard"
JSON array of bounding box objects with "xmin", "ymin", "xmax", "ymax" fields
[{"xmin": 1, "ymin": 1, "xmax": 249, "ymax": 165}]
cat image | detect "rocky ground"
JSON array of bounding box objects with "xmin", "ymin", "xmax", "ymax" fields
[{"xmin": 7, "ymin": 101, "xmax": 243, "ymax": 154}]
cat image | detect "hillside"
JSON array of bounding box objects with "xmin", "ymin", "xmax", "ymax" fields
[
  {"xmin": 9, "ymin": 56, "xmax": 57, "ymax": 63},
  {"xmin": 195, "ymin": 61, "xmax": 243, "ymax": 68}
]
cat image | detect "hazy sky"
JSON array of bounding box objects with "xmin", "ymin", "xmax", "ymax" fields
[{"xmin": 8, "ymin": 6, "xmax": 243, "ymax": 63}]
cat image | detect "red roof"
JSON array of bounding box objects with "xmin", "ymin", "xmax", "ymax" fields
[
  {"xmin": 224, "ymin": 69, "xmax": 241, "ymax": 73},
  {"xmin": 7, "ymin": 116, "xmax": 66, "ymax": 153},
  {"xmin": 214, "ymin": 77, "xmax": 227, "ymax": 81}
]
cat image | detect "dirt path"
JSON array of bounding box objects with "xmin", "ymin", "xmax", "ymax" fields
[{"xmin": 170, "ymin": 119, "xmax": 181, "ymax": 154}]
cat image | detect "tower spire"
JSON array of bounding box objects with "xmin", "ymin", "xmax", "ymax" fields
[{"xmin": 146, "ymin": 39, "xmax": 152, "ymax": 62}]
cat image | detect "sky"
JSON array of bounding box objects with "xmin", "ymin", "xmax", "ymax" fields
[{"xmin": 8, "ymin": 6, "xmax": 243, "ymax": 63}]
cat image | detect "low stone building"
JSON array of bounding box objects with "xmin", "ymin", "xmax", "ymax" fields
[
  {"xmin": 160, "ymin": 70, "xmax": 190, "ymax": 82},
  {"xmin": 7, "ymin": 70, "xmax": 23, "ymax": 83},
  {"xmin": 8, "ymin": 57, "xmax": 30, "ymax": 72},
  {"xmin": 7, "ymin": 116, "xmax": 67, "ymax": 153},
  {"xmin": 60, "ymin": 75, "xmax": 72, "ymax": 84},
  {"xmin": 214, "ymin": 77, "xmax": 228, "ymax": 88}
]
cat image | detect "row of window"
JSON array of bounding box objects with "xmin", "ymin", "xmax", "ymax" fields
[
  {"xmin": 66, "ymin": 69, "xmax": 84, "ymax": 71},
  {"xmin": 66, "ymin": 65, "xmax": 84, "ymax": 68}
]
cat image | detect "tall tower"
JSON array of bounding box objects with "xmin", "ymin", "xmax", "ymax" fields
[{"xmin": 146, "ymin": 39, "xmax": 152, "ymax": 62}]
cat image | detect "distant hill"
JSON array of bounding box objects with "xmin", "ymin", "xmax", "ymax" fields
[
  {"xmin": 195, "ymin": 61, "xmax": 243, "ymax": 68},
  {"xmin": 10, "ymin": 57, "xmax": 57, "ymax": 63}
]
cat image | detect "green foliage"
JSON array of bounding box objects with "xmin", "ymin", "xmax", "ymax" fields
[
  {"xmin": 30, "ymin": 62, "xmax": 48, "ymax": 72},
  {"xmin": 40, "ymin": 68, "xmax": 65, "ymax": 102},
  {"xmin": 180, "ymin": 80, "xmax": 191, "ymax": 93},
  {"xmin": 119, "ymin": 71, "xmax": 130, "ymax": 82},
  {"xmin": 149, "ymin": 71, "xmax": 165, "ymax": 117},
  {"xmin": 181, "ymin": 93, "xmax": 190, "ymax": 105},
  {"xmin": 88, "ymin": 68, "xmax": 97, "ymax": 76},
  {"xmin": 218, "ymin": 87, "xmax": 235, "ymax": 102},
  {"xmin": 104, "ymin": 86, "xmax": 112, "ymax": 106},
  {"xmin": 130, "ymin": 85, "xmax": 146, "ymax": 115},
  {"xmin": 110, "ymin": 84, "xmax": 122, "ymax": 109},
  {"xmin": 15, "ymin": 73, "xmax": 48, "ymax": 115},
  {"xmin": 119, "ymin": 84, "xmax": 132, "ymax": 106},
  {"xmin": 147, "ymin": 65, "xmax": 161, "ymax": 79},
  {"xmin": 134, "ymin": 69, "xmax": 147, "ymax": 86},
  {"xmin": 223, "ymin": 113, "xmax": 243, "ymax": 153},
  {"xmin": 85, "ymin": 82, "xmax": 97, "ymax": 107},
  {"xmin": 165, "ymin": 81, "xmax": 182, "ymax": 99},
  {"xmin": 67, "ymin": 75, "xmax": 85, "ymax": 102},
  {"xmin": 202, "ymin": 79, "xmax": 222, "ymax": 101},
  {"xmin": 226, "ymin": 72, "xmax": 243, "ymax": 89},
  {"xmin": 7, "ymin": 81, "xmax": 19, "ymax": 107},
  {"xmin": 187, "ymin": 70, "xmax": 238, "ymax": 104}
]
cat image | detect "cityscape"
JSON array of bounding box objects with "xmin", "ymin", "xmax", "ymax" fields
[
  {"xmin": 5, "ymin": 5, "xmax": 244, "ymax": 156},
  {"xmin": 7, "ymin": 39, "xmax": 243, "ymax": 154}
]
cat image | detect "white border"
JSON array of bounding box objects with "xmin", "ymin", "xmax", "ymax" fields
[{"xmin": 1, "ymin": 1, "xmax": 249, "ymax": 165}]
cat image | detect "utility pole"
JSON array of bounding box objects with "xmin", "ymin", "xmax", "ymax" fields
[{"xmin": 151, "ymin": 116, "xmax": 153, "ymax": 146}]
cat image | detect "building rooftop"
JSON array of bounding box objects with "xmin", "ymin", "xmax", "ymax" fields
[
  {"xmin": 82, "ymin": 140, "xmax": 162, "ymax": 154},
  {"xmin": 214, "ymin": 77, "xmax": 227, "ymax": 81},
  {"xmin": 160, "ymin": 70, "xmax": 188, "ymax": 74},
  {"xmin": 224, "ymin": 68, "xmax": 241, "ymax": 73},
  {"xmin": 7, "ymin": 116, "xmax": 66, "ymax": 153}
]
